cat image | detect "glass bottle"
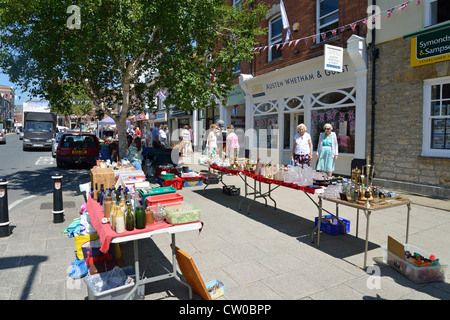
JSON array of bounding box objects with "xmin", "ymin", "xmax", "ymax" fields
[
  {"xmin": 103, "ymin": 188, "xmax": 112, "ymax": 218},
  {"xmin": 114, "ymin": 205, "xmax": 125, "ymax": 234},
  {"xmin": 110, "ymin": 191, "xmax": 117, "ymax": 230},
  {"xmin": 125, "ymin": 201, "xmax": 134, "ymax": 231},
  {"xmin": 135, "ymin": 205, "xmax": 146, "ymax": 229},
  {"xmin": 99, "ymin": 184, "xmax": 105, "ymax": 205},
  {"xmin": 145, "ymin": 207, "xmax": 154, "ymax": 225},
  {"xmin": 95, "ymin": 183, "xmax": 99, "ymax": 201},
  {"xmin": 154, "ymin": 203, "xmax": 165, "ymax": 224}
]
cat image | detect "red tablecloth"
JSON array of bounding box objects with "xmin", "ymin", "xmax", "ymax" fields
[
  {"xmin": 240, "ymin": 170, "xmax": 318, "ymax": 194},
  {"xmin": 87, "ymin": 196, "xmax": 174, "ymax": 253},
  {"xmin": 155, "ymin": 167, "xmax": 179, "ymax": 178},
  {"xmin": 209, "ymin": 164, "xmax": 242, "ymax": 175}
]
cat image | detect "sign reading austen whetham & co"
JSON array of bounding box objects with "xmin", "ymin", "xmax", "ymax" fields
[{"xmin": 411, "ymin": 26, "xmax": 450, "ymax": 67}]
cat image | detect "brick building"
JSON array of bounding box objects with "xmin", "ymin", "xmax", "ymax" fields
[
  {"xmin": 225, "ymin": 0, "xmax": 368, "ymax": 175},
  {"xmin": 366, "ymin": 0, "xmax": 450, "ymax": 198}
]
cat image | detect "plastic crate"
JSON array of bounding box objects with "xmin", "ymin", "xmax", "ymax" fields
[
  {"xmin": 203, "ymin": 174, "xmax": 220, "ymax": 185},
  {"xmin": 222, "ymin": 185, "xmax": 240, "ymax": 196},
  {"xmin": 382, "ymin": 244, "xmax": 449, "ymax": 284},
  {"xmin": 146, "ymin": 192, "xmax": 184, "ymax": 207},
  {"xmin": 314, "ymin": 215, "xmax": 350, "ymax": 235},
  {"xmin": 164, "ymin": 203, "xmax": 201, "ymax": 225},
  {"xmin": 161, "ymin": 172, "xmax": 175, "ymax": 180},
  {"xmin": 84, "ymin": 266, "xmax": 144, "ymax": 300},
  {"xmin": 138, "ymin": 186, "xmax": 177, "ymax": 197}
]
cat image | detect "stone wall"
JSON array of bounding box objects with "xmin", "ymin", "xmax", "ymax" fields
[{"xmin": 367, "ymin": 37, "xmax": 450, "ymax": 198}]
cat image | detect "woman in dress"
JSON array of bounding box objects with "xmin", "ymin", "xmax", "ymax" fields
[
  {"xmin": 316, "ymin": 123, "xmax": 338, "ymax": 177},
  {"xmin": 291, "ymin": 123, "xmax": 313, "ymax": 167},
  {"xmin": 206, "ymin": 124, "xmax": 218, "ymax": 159}
]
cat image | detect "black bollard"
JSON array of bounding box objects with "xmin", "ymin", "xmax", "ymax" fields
[
  {"xmin": 0, "ymin": 178, "xmax": 11, "ymax": 237},
  {"xmin": 52, "ymin": 174, "xmax": 64, "ymax": 223}
]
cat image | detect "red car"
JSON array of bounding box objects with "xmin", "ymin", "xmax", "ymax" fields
[{"xmin": 56, "ymin": 132, "xmax": 101, "ymax": 168}]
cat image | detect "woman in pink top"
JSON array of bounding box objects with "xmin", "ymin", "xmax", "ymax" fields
[{"xmin": 226, "ymin": 125, "xmax": 240, "ymax": 159}]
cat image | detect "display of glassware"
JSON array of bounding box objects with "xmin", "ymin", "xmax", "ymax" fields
[
  {"xmin": 322, "ymin": 184, "xmax": 342, "ymax": 199},
  {"xmin": 153, "ymin": 203, "xmax": 165, "ymax": 224},
  {"xmin": 283, "ymin": 165, "xmax": 314, "ymax": 186}
]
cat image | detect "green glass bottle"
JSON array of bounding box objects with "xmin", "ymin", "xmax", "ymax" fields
[
  {"xmin": 125, "ymin": 201, "xmax": 134, "ymax": 231},
  {"xmin": 135, "ymin": 205, "xmax": 146, "ymax": 229}
]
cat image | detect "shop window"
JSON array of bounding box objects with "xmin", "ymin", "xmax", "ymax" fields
[
  {"xmin": 283, "ymin": 114, "xmax": 291, "ymax": 149},
  {"xmin": 423, "ymin": 78, "xmax": 450, "ymax": 157},
  {"xmin": 254, "ymin": 114, "xmax": 278, "ymax": 149},
  {"xmin": 310, "ymin": 88, "xmax": 356, "ymax": 154},
  {"xmin": 317, "ymin": 0, "xmax": 339, "ymax": 43},
  {"xmin": 268, "ymin": 16, "xmax": 283, "ymax": 61},
  {"xmin": 426, "ymin": 0, "xmax": 450, "ymax": 26}
]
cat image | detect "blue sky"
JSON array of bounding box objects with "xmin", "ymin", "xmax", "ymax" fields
[{"xmin": 0, "ymin": 70, "xmax": 33, "ymax": 105}]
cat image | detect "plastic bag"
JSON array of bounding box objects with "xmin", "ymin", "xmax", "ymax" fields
[
  {"xmin": 95, "ymin": 266, "xmax": 127, "ymax": 292},
  {"xmin": 79, "ymin": 211, "xmax": 96, "ymax": 235}
]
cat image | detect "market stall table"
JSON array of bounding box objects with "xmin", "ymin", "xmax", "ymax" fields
[
  {"xmin": 86, "ymin": 196, "xmax": 203, "ymax": 300},
  {"xmin": 313, "ymin": 195, "xmax": 412, "ymax": 269},
  {"xmin": 201, "ymin": 163, "xmax": 242, "ymax": 194}
]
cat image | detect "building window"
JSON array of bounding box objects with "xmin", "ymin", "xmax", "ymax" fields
[
  {"xmin": 310, "ymin": 87, "xmax": 356, "ymax": 154},
  {"xmin": 268, "ymin": 16, "xmax": 283, "ymax": 61},
  {"xmin": 254, "ymin": 114, "xmax": 279, "ymax": 149},
  {"xmin": 317, "ymin": 0, "xmax": 339, "ymax": 43},
  {"xmin": 423, "ymin": 78, "xmax": 450, "ymax": 157},
  {"xmin": 426, "ymin": 0, "xmax": 450, "ymax": 26}
]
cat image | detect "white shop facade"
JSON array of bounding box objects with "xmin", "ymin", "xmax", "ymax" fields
[{"xmin": 239, "ymin": 35, "xmax": 368, "ymax": 176}]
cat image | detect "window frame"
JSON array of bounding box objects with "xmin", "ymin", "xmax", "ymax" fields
[
  {"xmin": 422, "ymin": 77, "xmax": 450, "ymax": 158},
  {"xmin": 268, "ymin": 15, "xmax": 283, "ymax": 62},
  {"xmin": 425, "ymin": 0, "xmax": 450, "ymax": 27},
  {"xmin": 316, "ymin": 0, "xmax": 339, "ymax": 44}
]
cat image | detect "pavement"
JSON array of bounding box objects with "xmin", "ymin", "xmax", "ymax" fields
[{"xmin": 1, "ymin": 163, "xmax": 450, "ymax": 301}]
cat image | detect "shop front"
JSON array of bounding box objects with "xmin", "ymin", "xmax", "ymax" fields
[{"xmin": 239, "ymin": 35, "xmax": 368, "ymax": 176}]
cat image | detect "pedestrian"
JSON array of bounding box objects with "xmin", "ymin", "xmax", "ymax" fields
[
  {"xmin": 316, "ymin": 123, "xmax": 338, "ymax": 178},
  {"xmin": 189, "ymin": 125, "xmax": 194, "ymax": 151},
  {"xmin": 216, "ymin": 120, "xmax": 226, "ymax": 159},
  {"xmin": 159, "ymin": 125, "xmax": 168, "ymax": 146},
  {"xmin": 182, "ymin": 125, "xmax": 191, "ymax": 156},
  {"xmin": 152, "ymin": 122, "xmax": 161, "ymax": 148},
  {"xmin": 126, "ymin": 137, "xmax": 142, "ymax": 170},
  {"xmin": 226, "ymin": 125, "xmax": 239, "ymax": 160},
  {"xmin": 291, "ymin": 123, "xmax": 313, "ymax": 167},
  {"xmin": 206, "ymin": 124, "xmax": 218, "ymax": 159}
]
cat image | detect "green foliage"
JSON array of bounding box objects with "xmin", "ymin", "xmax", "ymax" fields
[{"xmin": 0, "ymin": 0, "xmax": 267, "ymax": 154}]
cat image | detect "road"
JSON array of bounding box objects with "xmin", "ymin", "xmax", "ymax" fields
[{"xmin": 0, "ymin": 133, "xmax": 91, "ymax": 212}]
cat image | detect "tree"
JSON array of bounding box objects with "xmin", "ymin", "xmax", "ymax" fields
[{"xmin": 0, "ymin": 0, "xmax": 268, "ymax": 157}]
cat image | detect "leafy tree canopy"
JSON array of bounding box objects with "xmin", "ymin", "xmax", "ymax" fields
[{"xmin": 0, "ymin": 0, "xmax": 267, "ymax": 154}]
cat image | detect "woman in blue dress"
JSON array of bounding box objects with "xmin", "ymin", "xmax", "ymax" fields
[{"xmin": 316, "ymin": 123, "xmax": 338, "ymax": 178}]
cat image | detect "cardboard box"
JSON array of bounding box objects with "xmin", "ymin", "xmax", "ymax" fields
[{"xmin": 90, "ymin": 168, "xmax": 116, "ymax": 200}]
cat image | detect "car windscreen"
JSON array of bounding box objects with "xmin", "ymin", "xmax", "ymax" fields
[
  {"xmin": 25, "ymin": 121, "xmax": 53, "ymax": 132},
  {"xmin": 61, "ymin": 135, "xmax": 97, "ymax": 148}
]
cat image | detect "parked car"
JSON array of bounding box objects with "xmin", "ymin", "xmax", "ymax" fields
[
  {"xmin": 0, "ymin": 131, "xmax": 5, "ymax": 144},
  {"xmin": 52, "ymin": 131, "xmax": 65, "ymax": 158},
  {"xmin": 56, "ymin": 132, "xmax": 101, "ymax": 168}
]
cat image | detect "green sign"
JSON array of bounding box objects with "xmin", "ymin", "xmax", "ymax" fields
[{"xmin": 411, "ymin": 26, "xmax": 450, "ymax": 67}]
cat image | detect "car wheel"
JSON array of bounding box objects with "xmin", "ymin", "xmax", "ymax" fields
[{"xmin": 56, "ymin": 159, "xmax": 64, "ymax": 168}]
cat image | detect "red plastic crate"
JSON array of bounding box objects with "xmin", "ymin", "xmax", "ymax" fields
[{"xmin": 146, "ymin": 192, "xmax": 184, "ymax": 207}]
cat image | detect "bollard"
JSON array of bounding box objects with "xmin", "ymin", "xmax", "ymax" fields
[
  {"xmin": 52, "ymin": 174, "xmax": 64, "ymax": 223},
  {"xmin": 0, "ymin": 178, "xmax": 11, "ymax": 237}
]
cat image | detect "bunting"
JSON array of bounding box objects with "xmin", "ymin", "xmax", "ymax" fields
[{"xmin": 251, "ymin": 1, "xmax": 419, "ymax": 52}]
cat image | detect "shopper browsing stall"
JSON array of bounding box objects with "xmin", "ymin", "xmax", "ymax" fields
[
  {"xmin": 291, "ymin": 123, "xmax": 313, "ymax": 167},
  {"xmin": 316, "ymin": 123, "xmax": 338, "ymax": 178},
  {"xmin": 226, "ymin": 125, "xmax": 239, "ymax": 160},
  {"xmin": 159, "ymin": 125, "xmax": 168, "ymax": 146},
  {"xmin": 126, "ymin": 137, "xmax": 143, "ymax": 170},
  {"xmin": 206, "ymin": 124, "xmax": 218, "ymax": 159}
]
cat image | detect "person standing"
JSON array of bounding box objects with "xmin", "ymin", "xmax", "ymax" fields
[
  {"xmin": 152, "ymin": 122, "xmax": 161, "ymax": 148},
  {"xmin": 291, "ymin": 123, "xmax": 313, "ymax": 167},
  {"xmin": 226, "ymin": 125, "xmax": 239, "ymax": 160},
  {"xmin": 159, "ymin": 125, "xmax": 168, "ymax": 146},
  {"xmin": 126, "ymin": 137, "xmax": 143, "ymax": 170},
  {"xmin": 182, "ymin": 125, "xmax": 191, "ymax": 156},
  {"xmin": 206, "ymin": 124, "xmax": 218, "ymax": 159},
  {"xmin": 316, "ymin": 123, "xmax": 338, "ymax": 177}
]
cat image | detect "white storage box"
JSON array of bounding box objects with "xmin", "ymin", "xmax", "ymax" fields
[
  {"xmin": 382, "ymin": 244, "xmax": 449, "ymax": 284},
  {"xmin": 84, "ymin": 266, "xmax": 144, "ymax": 300}
]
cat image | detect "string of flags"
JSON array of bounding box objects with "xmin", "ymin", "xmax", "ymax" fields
[
  {"xmin": 252, "ymin": 1, "xmax": 421, "ymax": 53},
  {"xmin": 311, "ymin": 109, "xmax": 355, "ymax": 123}
]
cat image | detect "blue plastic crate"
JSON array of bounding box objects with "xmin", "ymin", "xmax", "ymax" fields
[{"xmin": 314, "ymin": 215, "xmax": 350, "ymax": 235}]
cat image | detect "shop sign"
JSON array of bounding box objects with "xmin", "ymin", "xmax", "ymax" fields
[
  {"xmin": 227, "ymin": 86, "xmax": 245, "ymax": 106},
  {"xmin": 156, "ymin": 112, "xmax": 167, "ymax": 121},
  {"xmin": 246, "ymin": 54, "xmax": 353, "ymax": 99},
  {"xmin": 411, "ymin": 26, "xmax": 450, "ymax": 67},
  {"xmin": 324, "ymin": 44, "xmax": 344, "ymax": 72},
  {"xmin": 138, "ymin": 113, "xmax": 146, "ymax": 120}
]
